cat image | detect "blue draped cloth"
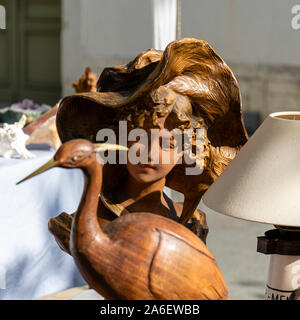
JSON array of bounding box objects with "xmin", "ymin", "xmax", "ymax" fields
[{"xmin": 0, "ymin": 149, "xmax": 86, "ymax": 299}]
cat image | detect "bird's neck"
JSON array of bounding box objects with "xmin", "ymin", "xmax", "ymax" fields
[{"xmin": 70, "ymin": 158, "xmax": 109, "ymax": 253}]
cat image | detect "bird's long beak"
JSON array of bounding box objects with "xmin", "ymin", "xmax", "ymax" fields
[
  {"xmin": 93, "ymin": 143, "xmax": 128, "ymax": 153},
  {"xmin": 17, "ymin": 144, "xmax": 128, "ymax": 185},
  {"xmin": 17, "ymin": 158, "xmax": 59, "ymax": 185}
]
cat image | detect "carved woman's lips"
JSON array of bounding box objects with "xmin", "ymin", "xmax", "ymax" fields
[{"xmin": 137, "ymin": 163, "xmax": 156, "ymax": 169}]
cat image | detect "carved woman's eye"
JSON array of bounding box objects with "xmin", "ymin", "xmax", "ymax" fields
[
  {"xmin": 159, "ymin": 136, "xmax": 176, "ymax": 150},
  {"xmin": 71, "ymin": 156, "xmax": 78, "ymax": 162}
]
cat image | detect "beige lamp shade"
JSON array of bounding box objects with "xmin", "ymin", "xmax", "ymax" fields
[{"xmin": 200, "ymin": 111, "xmax": 300, "ymax": 227}]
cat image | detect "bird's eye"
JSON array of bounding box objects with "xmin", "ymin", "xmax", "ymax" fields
[{"xmin": 71, "ymin": 156, "xmax": 78, "ymax": 163}]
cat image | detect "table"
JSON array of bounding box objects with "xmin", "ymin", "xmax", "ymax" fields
[
  {"xmin": 0, "ymin": 149, "xmax": 86, "ymax": 299},
  {"xmin": 38, "ymin": 286, "xmax": 104, "ymax": 300}
]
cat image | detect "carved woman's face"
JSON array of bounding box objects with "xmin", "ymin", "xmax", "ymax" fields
[{"xmin": 126, "ymin": 117, "xmax": 183, "ymax": 184}]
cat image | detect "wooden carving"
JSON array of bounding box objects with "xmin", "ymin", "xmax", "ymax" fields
[
  {"xmin": 18, "ymin": 139, "xmax": 228, "ymax": 300},
  {"xmin": 72, "ymin": 67, "xmax": 98, "ymax": 93},
  {"xmin": 56, "ymin": 38, "xmax": 248, "ymax": 226},
  {"xmin": 19, "ymin": 38, "xmax": 248, "ymax": 300}
]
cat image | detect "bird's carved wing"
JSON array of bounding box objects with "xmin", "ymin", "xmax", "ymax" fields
[{"xmin": 148, "ymin": 229, "xmax": 228, "ymax": 300}]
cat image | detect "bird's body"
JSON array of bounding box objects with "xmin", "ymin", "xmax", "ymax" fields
[
  {"xmin": 74, "ymin": 211, "xmax": 227, "ymax": 300},
  {"xmin": 19, "ymin": 139, "xmax": 228, "ymax": 300}
]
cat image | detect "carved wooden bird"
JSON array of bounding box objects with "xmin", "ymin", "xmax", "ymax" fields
[{"xmin": 18, "ymin": 139, "xmax": 228, "ymax": 300}]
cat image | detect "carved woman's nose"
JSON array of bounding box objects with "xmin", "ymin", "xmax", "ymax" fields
[{"xmin": 148, "ymin": 139, "xmax": 160, "ymax": 164}]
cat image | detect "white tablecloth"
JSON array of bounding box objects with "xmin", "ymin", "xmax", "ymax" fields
[{"xmin": 0, "ymin": 149, "xmax": 86, "ymax": 299}]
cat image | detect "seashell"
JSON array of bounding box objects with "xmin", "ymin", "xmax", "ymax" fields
[{"xmin": 0, "ymin": 115, "xmax": 35, "ymax": 159}]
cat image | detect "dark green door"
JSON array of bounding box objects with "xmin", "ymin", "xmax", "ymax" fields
[{"xmin": 0, "ymin": 0, "xmax": 61, "ymax": 106}]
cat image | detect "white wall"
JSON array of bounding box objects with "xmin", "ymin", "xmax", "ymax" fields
[
  {"xmin": 61, "ymin": 0, "xmax": 84, "ymax": 96},
  {"xmin": 62, "ymin": 0, "xmax": 300, "ymax": 96},
  {"xmin": 182, "ymin": 0, "xmax": 300, "ymax": 66},
  {"xmin": 62, "ymin": 0, "xmax": 152, "ymax": 96}
]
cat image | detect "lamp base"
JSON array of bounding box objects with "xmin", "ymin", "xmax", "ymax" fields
[{"xmin": 257, "ymin": 227, "xmax": 300, "ymax": 300}]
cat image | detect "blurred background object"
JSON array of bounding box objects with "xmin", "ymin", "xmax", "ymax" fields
[
  {"xmin": 26, "ymin": 115, "xmax": 60, "ymax": 150},
  {"xmin": 0, "ymin": 0, "xmax": 61, "ymax": 107},
  {"xmin": 0, "ymin": 99, "xmax": 51, "ymax": 125},
  {"xmin": 0, "ymin": 115, "xmax": 35, "ymax": 159},
  {"xmin": 24, "ymin": 103, "xmax": 61, "ymax": 150},
  {"xmin": 152, "ymin": 0, "xmax": 177, "ymax": 50},
  {"xmin": 72, "ymin": 67, "xmax": 98, "ymax": 93}
]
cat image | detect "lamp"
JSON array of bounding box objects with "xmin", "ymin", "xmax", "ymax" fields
[{"xmin": 199, "ymin": 111, "xmax": 300, "ymax": 300}]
